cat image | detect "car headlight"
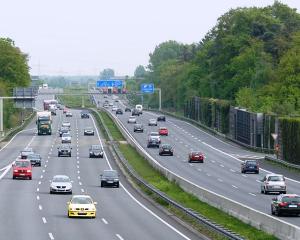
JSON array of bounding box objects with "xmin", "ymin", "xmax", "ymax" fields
[
  {"xmin": 114, "ymin": 179, "xmax": 119, "ymax": 181},
  {"xmin": 13, "ymin": 170, "xmax": 18, "ymax": 173},
  {"xmin": 27, "ymin": 170, "xmax": 31, "ymax": 173}
]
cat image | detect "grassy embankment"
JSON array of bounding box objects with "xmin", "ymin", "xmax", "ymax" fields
[
  {"xmin": 94, "ymin": 109, "xmax": 277, "ymax": 240},
  {"xmin": 58, "ymin": 87, "xmax": 94, "ymax": 108}
]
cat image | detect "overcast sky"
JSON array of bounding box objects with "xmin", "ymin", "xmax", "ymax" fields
[{"xmin": 0, "ymin": 0, "xmax": 299, "ymax": 76}]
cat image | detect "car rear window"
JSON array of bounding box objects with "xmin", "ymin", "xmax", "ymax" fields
[
  {"xmin": 282, "ymin": 196, "xmax": 300, "ymax": 203},
  {"xmin": 246, "ymin": 161, "xmax": 257, "ymax": 166},
  {"xmin": 72, "ymin": 197, "xmax": 92, "ymax": 204},
  {"xmin": 268, "ymin": 176, "xmax": 284, "ymax": 181}
]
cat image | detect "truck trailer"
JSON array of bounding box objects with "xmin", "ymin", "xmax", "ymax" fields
[{"xmin": 36, "ymin": 111, "xmax": 52, "ymax": 135}]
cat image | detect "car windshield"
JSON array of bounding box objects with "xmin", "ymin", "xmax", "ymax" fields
[
  {"xmin": 91, "ymin": 145, "xmax": 101, "ymax": 150},
  {"xmin": 85, "ymin": 128, "xmax": 93, "ymax": 130},
  {"xmin": 192, "ymin": 152, "xmax": 201, "ymax": 155},
  {"xmin": 281, "ymin": 196, "xmax": 300, "ymax": 203},
  {"xmin": 135, "ymin": 124, "xmax": 142, "ymax": 127},
  {"xmin": 150, "ymin": 132, "xmax": 159, "ymax": 136},
  {"xmin": 71, "ymin": 196, "xmax": 92, "ymax": 204},
  {"xmin": 246, "ymin": 161, "xmax": 257, "ymax": 166},
  {"xmin": 268, "ymin": 176, "xmax": 284, "ymax": 181},
  {"xmin": 162, "ymin": 145, "xmax": 171, "ymax": 149},
  {"xmin": 103, "ymin": 171, "xmax": 118, "ymax": 177},
  {"xmin": 62, "ymin": 133, "xmax": 70, "ymax": 137},
  {"xmin": 15, "ymin": 161, "xmax": 30, "ymax": 167},
  {"xmin": 129, "ymin": 117, "xmax": 135, "ymax": 119},
  {"xmin": 28, "ymin": 154, "xmax": 40, "ymax": 159},
  {"xmin": 160, "ymin": 127, "xmax": 167, "ymax": 130},
  {"xmin": 23, "ymin": 148, "xmax": 33, "ymax": 152},
  {"xmin": 53, "ymin": 176, "xmax": 70, "ymax": 182},
  {"xmin": 150, "ymin": 119, "xmax": 156, "ymax": 122},
  {"xmin": 60, "ymin": 146, "xmax": 70, "ymax": 150}
]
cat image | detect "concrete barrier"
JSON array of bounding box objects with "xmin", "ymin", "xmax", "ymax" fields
[{"xmin": 103, "ymin": 108, "xmax": 300, "ymax": 240}]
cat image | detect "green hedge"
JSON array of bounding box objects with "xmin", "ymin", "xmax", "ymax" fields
[{"xmin": 279, "ymin": 117, "xmax": 300, "ymax": 164}]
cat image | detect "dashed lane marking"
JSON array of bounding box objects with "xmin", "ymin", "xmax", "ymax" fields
[
  {"xmin": 42, "ymin": 217, "xmax": 47, "ymax": 224},
  {"xmin": 48, "ymin": 233, "xmax": 54, "ymax": 240},
  {"xmin": 232, "ymin": 185, "xmax": 238, "ymax": 189},
  {"xmin": 116, "ymin": 234, "xmax": 124, "ymax": 240},
  {"xmin": 102, "ymin": 218, "xmax": 108, "ymax": 224},
  {"xmin": 39, "ymin": 205, "xmax": 43, "ymax": 210},
  {"xmin": 37, "ymin": 195, "xmax": 40, "ymax": 200}
]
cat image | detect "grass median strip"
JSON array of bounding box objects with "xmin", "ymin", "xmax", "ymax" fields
[
  {"xmin": 98, "ymin": 109, "xmax": 277, "ymax": 240},
  {"xmin": 58, "ymin": 87, "xmax": 94, "ymax": 108}
]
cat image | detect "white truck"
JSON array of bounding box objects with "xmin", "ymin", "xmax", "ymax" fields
[{"xmin": 135, "ymin": 104, "xmax": 143, "ymax": 114}]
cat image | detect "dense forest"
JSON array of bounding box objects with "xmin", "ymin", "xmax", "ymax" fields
[
  {"xmin": 132, "ymin": 1, "xmax": 300, "ymax": 116},
  {"xmin": 0, "ymin": 38, "xmax": 31, "ymax": 129}
]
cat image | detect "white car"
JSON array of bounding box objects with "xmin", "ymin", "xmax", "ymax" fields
[
  {"xmin": 148, "ymin": 119, "xmax": 157, "ymax": 126},
  {"xmin": 109, "ymin": 102, "xmax": 113, "ymax": 106},
  {"xmin": 260, "ymin": 174, "xmax": 287, "ymax": 194},
  {"xmin": 66, "ymin": 111, "xmax": 73, "ymax": 117},
  {"xmin": 62, "ymin": 133, "xmax": 71, "ymax": 143},
  {"xmin": 127, "ymin": 116, "xmax": 137, "ymax": 124},
  {"xmin": 149, "ymin": 132, "xmax": 161, "ymax": 143},
  {"xmin": 112, "ymin": 106, "xmax": 118, "ymax": 111},
  {"xmin": 50, "ymin": 175, "xmax": 72, "ymax": 194},
  {"xmin": 62, "ymin": 121, "xmax": 71, "ymax": 128}
]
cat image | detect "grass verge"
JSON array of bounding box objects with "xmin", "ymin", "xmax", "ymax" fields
[{"xmin": 98, "ymin": 109, "xmax": 277, "ymax": 240}]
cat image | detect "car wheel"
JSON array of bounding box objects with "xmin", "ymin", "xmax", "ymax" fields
[
  {"xmin": 13, "ymin": 176, "xmax": 16, "ymax": 179},
  {"xmin": 116, "ymin": 183, "xmax": 119, "ymax": 188},
  {"xmin": 50, "ymin": 190, "xmax": 53, "ymax": 194},
  {"xmin": 89, "ymin": 154, "xmax": 92, "ymax": 158},
  {"xmin": 271, "ymin": 206, "xmax": 276, "ymax": 215},
  {"xmin": 282, "ymin": 191, "xmax": 287, "ymax": 194},
  {"xmin": 159, "ymin": 153, "xmax": 162, "ymax": 156},
  {"xmin": 241, "ymin": 170, "xmax": 244, "ymax": 174},
  {"xmin": 260, "ymin": 187, "xmax": 264, "ymax": 194},
  {"xmin": 100, "ymin": 182, "xmax": 104, "ymax": 187},
  {"xmin": 69, "ymin": 154, "xmax": 71, "ymax": 157},
  {"xmin": 276, "ymin": 209, "xmax": 281, "ymax": 216},
  {"xmin": 256, "ymin": 170, "xmax": 259, "ymax": 174},
  {"xmin": 171, "ymin": 153, "xmax": 173, "ymax": 156},
  {"xmin": 68, "ymin": 211, "xmax": 71, "ymax": 218},
  {"xmin": 69, "ymin": 191, "xmax": 72, "ymax": 195},
  {"xmin": 29, "ymin": 176, "xmax": 32, "ymax": 180}
]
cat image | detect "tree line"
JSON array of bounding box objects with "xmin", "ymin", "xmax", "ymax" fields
[
  {"xmin": 132, "ymin": 1, "xmax": 300, "ymax": 116},
  {"xmin": 0, "ymin": 38, "xmax": 31, "ymax": 129}
]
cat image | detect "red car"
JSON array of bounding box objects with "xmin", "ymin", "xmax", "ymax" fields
[
  {"xmin": 63, "ymin": 108, "xmax": 68, "ymax": 114},
  {"xmin": 13, "ymin": 160, "xmax": 32, "ymax": 180},
  {"xmin": 159, "ymin": 127, "xmax": 168, "ymax": 136},
  {"xmin": 188, "ymin": 151, "xmax": 204, "ymax": 163}
]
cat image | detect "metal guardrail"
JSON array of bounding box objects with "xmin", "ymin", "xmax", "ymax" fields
[
  {"xmin": 265, "ymin": 156, "xmax": 300, "ymax": 170},
  {"xmin": 91, "ymin": 108, "xmax": 244, "ymax": 240}
]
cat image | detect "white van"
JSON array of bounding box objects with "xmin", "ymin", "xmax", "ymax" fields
[{"xmin": 135, "ymin": 104, "xmax": 143, "ymax": 114}]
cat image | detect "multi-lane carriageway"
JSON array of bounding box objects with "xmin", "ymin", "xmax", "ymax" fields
[
  {"xmin": 94, "ymin": 94, "xmax": 300, "ymax": 229},
  {"xmin": 0, "ymin": 95, "xmax": 202, "ymax": 240}
]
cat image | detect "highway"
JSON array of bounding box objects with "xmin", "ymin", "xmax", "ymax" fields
[
  {"xmin": 94, "ymin": 94, "xmax": 300, "ymax": 228},
  {"xmin": 0, "ymin": 94, "xmax": 202, "ymax": 240}
]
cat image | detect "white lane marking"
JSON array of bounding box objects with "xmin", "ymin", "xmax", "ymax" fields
[
  {"xmin": 77, "ymin": 170, "xmax": 80, "ymax": 174},
  {"xmin": 37, "ymin": 195, "xmax": 40, "ymax": 200},
  {"xmin": 77, "ymin": 161, "xmax": 79, "ymax": 164},
  {"xmin": 78, "ymin": 176, "xmax": 80, "ymax": 179},
  {"xmin": 40, "ymin": 175, "xmax": 43, "ymax": 179},
  {"xmin": 37, "ymin": 188, "xmax": 40, "ymax": 192},
  {"xmin": 256, "ymin": 180, "xmax": 261, "ymax": 183},
  {"xmin": 77, "ymin": 165, "xmax": 79, "ymax": 169},
  {"xmin": 217, "ymin": 178, "xmax": 223, "ymax": 182},
  {"xmin": 44, "ymin": 165, "xmax": 47, "ymax": 168},
  {"xmin": 42, "ymin": 217, "xmax": 47, "ymax": 224},
  {"xmin": 102, "ymin": 218, "xmax": 108, "ymax": 224},
  {"xmin": 42, "ymin": 169, "xmax": 45, "ymax": 173},
  {"xmin": 90, "ymin": 114, "xmax": 191, "ymax": 240},
  {"xmin": 81, "ymin": 189, "xmax": 84, "ymax": 193},
  {"xmin": 197, "ymin": 168, "xmax": 202, "ymax": 172},
  {"xmin": 232, "ymin": 185, "xmax": 238, "ymax": 189},
  {"xmin": 38, "ymin": 181, "xmax": 41, "ymax": 185},
  {"xmin": 48, "ymin": 233, "xmax": 54, "ymax": 240},
  {"xmin": 116, "ymin": 234, "xmax": 124, "ymax": 240},
  {"xmin": 79, "ymin": 182, "xmax": 82, "ymax": 185},
  {"xmin": 39, "ymin": 205, "xmax": 43, "ymax": 210},
  {"xmin": 0, "ymin": 165, "xmax": 11, "ymax": 180},
  {"xmin": 242, "ymin": 174, "xmax": 247, "ymax": 178},
  {"xmin": 0, "ymin": 128, "xmax": 35, "ymax": 153},
  {"xmin": 211, "ymin": 160, "xmax": 215, "ymax": 163},
  {"xmin": 249, "ymin": 193, "xmax": 256, "ymax": 197},
  {"xmin": 220, "ymin": 164, "xmax": 224, "ymax": 168},
  {"xmin": 230, "ymin": 169, "xmax": 236, "ymax": 172},
  {"xmin": 206, "ymin": 173, "xmax": 211, "ymax": 176}
]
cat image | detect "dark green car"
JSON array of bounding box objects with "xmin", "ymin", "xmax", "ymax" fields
[{"xmin": 271, "ymin": 194, "xmax": 300, "ymax": 216}]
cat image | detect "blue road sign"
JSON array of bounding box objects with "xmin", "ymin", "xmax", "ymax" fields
[
  {"xmin": 141, "ymin": 83, "xmax": 154, "ymax": 93},
  {"xmin": 97, "ymin": 80, "xmax": 123, "ymax": 88}
]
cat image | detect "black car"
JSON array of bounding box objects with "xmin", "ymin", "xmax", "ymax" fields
[
  {"xmin": 132, "ymin": 109, "xmax": 140, "ymax": 116},
  {"xmin": 84, "ymin": 127, "xmax": 95, "ymax": 136},
  {"xmin": 59, "ymin": 127, "xmax": 70, "ymax": 137},
  {"xmin": 157, "ymin": 115, "xmax": 166, "ymax": 121},
  {"xmin": 89, "ymin": 145, "xmax": 104, "ymax": 158},
  {"xmin": 58, "ymin": 145, "xmax": 72, "ymax": 157},
  {"xmin": 271, "ymin": 194, "xmax": 300, "ymax": 216},
  {"xmin": 125, "ymin": 107, "xmax": 131, "ymax": 112},
  {"xmin": 28, "ymin": 153, "xmax": 42, "ymax": 167},
  {"xmin": 116, "ymin": 108, "xmax": 123, "ymax": 115},
  {"xmin": 147, "ymin": 137, "xmax": 160, "ymax": 148},
  {"xmin": 100, "ymin": 170, "xmax": 119, "ymax": 188},
  {"xmin": 241, "ymin": 160, "xmax": 259, "ymax": 174},
  {"xmin": 159, "ymin": 144, "xmax": 173, "ymax": 156},
  {"xmin": 81, "ymin": 111, "xmax": 89, "ymax": 118},
  {"xmin": 133, "ymin": 124, "xmax": 144, "ymax": 133}
]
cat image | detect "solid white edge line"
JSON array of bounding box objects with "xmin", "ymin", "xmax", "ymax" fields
[{"xmin": 90, "ymin": 114, "xmax": 191, "ymax": 240}]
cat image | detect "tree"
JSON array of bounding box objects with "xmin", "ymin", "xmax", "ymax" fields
[
  {"xmin": 0, "ymin": 37, "xmax": 31, "ymax": 93},
  {"xmin": 134, "ymin": 65, "xmax": 146, "ymax": 78},
  {"xmin": 99, "ymin": 68, "xmax": 115, "ymax": 79}
]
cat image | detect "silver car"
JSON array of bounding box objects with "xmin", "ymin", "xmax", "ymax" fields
[
  {"xmin": 127, "ymin": 116, "xmax": 137, "ymax": 124},
  {"xmin": 148, "ymin": 118, "xmax": 157, "ymax": 126},
  {"xmin": 62, "ymin": 121, "xmax": 71, "ymax": 128},
  {"xmin": 260, "ymin": 174, "xmax": 287, "ymax": 194},
  {"xmin": 50, "ymin": 175, "xmax": 72, "ymax": 194},
  {"xmin": 62, "ymin": 133, "xmax": 71, "ymax": 143}
]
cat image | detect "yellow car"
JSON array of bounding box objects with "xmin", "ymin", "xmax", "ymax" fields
[{"xmin": 67, "ymin": 195, "xmax": 97, "ymax": 218}]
